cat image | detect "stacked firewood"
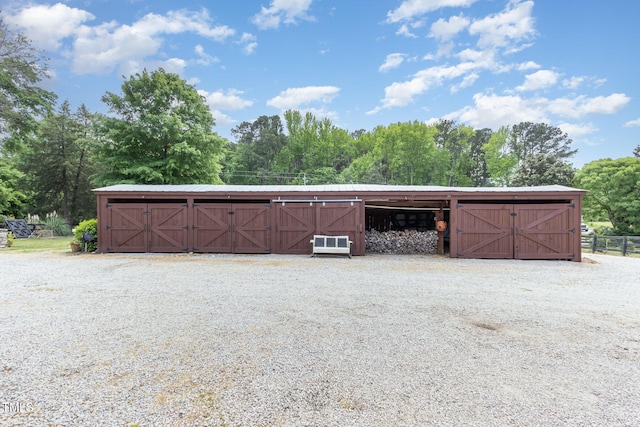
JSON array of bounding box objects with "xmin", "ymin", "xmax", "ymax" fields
[{"xmin": 365, "ymin": 229, "xmax": 438, "ymax": 254}]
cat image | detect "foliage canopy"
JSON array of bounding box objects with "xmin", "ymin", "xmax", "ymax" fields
[
  {"xmin": 573, "ymin": 157, "xmax": 640, "ymax": 235},
  {"xmin": 94, "ymin": 68, "xmax": 224, "ymax": 185}
]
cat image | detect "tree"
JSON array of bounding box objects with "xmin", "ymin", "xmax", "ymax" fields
[
  {"xmin": 482, "ymin": 126, "xmax": 518, "ymax": 186},
  {"xmin": 94, "ymin": 68, "xmax": 224, "ymax": 185},
  {"xmin": 509, "ymin": 122, "xmax": 577, "ymax": 163},
  {"xmin": 0, "ymin": 157, "xmax": 27, "ymax": 216},
  {"xmin": 573, "ymin": 157, "xmax": 640, "ymax": 235},
  {"xmin": 227, "ymin": 115, "xmax": 288, "ymax": 184},
  {"xmin": 634, "ymin": 144, "xmax": 639, "ymax": 158},
  {"xmin": 0, "ymin": 17, "xmax": 56, "ymax": 152},
  {"xmin": 19, "ymin": 101, "xmax": 97, "ymax": 224},
  {"xmin": 277, "ymin": 110, "xmax": 357, "ymax": 182},
  {"xmin": 434, "ymin": 120, "xmax": 474, "ymax": 186},
  {"xmin": 466, "ymin": 128, "xmax": 491, "ymax": 186},
  {"xmin": 510, "ymin": 153, "xmax": 575, "ymax": 186}
]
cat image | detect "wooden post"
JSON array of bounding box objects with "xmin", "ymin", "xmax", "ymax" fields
[{"xmin": 436, "ymin": 209, "xmax": 444, "ymax": 255}]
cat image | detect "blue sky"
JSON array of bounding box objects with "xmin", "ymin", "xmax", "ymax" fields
[{"xmin": 2, "ymin": 0, "xmax": 638, "ymax": 167}]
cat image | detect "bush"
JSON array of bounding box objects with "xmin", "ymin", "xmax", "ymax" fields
[
  {"xmin": 6, "ymin": 232, "xmax": 15, "ymax": 247},
  {"xmin": 74, "ymin": 219, "xmax": 98, "ymax": 252},
  {"xmin": 44, "ymin": 211, "xmax": 72, "ymax": 236}
]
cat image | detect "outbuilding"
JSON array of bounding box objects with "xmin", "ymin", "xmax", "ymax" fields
[{"xmin": 93, "ymin": 184, "xmax": 586, "ymax": 261}]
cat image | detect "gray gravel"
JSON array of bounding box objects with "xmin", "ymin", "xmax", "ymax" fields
[{"xmin": 1, "ymin": 251, "xmax": 639, "ymax": 426}]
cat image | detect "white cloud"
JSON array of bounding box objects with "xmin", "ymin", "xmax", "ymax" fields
[
  {"xmin": 396, "ymin": 24, "xmax": 418, "ymax": 38},
  {"xmin": 118, "ymin": 58, "xmax": 187, "ymax": 78},
  {"xmin": 267, "ymin": 86, "xmax": 340, "ymax": 109},
  {"xmin": 379, "ymin": 53, "xmax": 406, "ymax": 72},
  {"xmin": 194, "ymin": 45, "xmax": 219, "ymax": 66},
  {"xmin": 450, "ymin": 72, "xmax": 479, "ymax": 93},
  {"xmin": 71, "ymin": 9, "xmax": 235, "ymax": 74},
  {"xmin": 517, "ymin": 61, "xmax": 541, "ymax": 71},
  {"xmin": 624, "ymin": 118, "xmax": 640, "ymax": 127},
  {"xmin": 443, "ymin": 92, "xmax": 631, "ymax": 130},
  {"xmin": 429, "ymin": 14, "xmax": 470, "ymax": 41},
  {"xmin": 547, "ymin": 93, "xmax": 630, "ymax": 118},
  {"xmin": 516, "ymin": 70, "xmax": 560, "ymax": 92},
  {"xmin": 446, "ymin": 93, "xmax": 549, "ymax": 129},
  {"xmin": 198, "ymin": 89, "xmax": 253, "ymax": 110},
  {"xmin": 368, "ymin": 62, "xmax": 479, "ymax": 113},
  {"xmin": 8, "ymin": 3, "xmax": 94, "ymax": 50},
  {"xmin": 9, "ymin": 5, "xmax": 239, "ymax": 76},
  {"xmin": 468, "ymin": 1, "xmax": 536, "ymax": 50},
  {"xmin": 387, "ymin": 0, "xmax": 478, "ymax": 23},
  {"xmin": 456, "ymin": 48, "xmax": 498, "ymax": 69},
  {"xmin": 252, "ymin": 0, "xmax": 314, "ymax": 30},
  {"xmin": 557, "ymin": 122, "xmax": 598, "ymax": 137},
  {"xmin": 210, "ymin": 110, "xmax": 237, "ymax": 127},
  {"xmin": 562, "ymin": 76, "xmax": 586, "ymax": 90},
  {"xmin": 239, "ymin": 33, "xmax": 258, "ymax": 55}
]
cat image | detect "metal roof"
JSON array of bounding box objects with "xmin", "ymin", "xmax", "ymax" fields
[{"xmin": 93, "ymin": 184, "xmax": 584, "ymax": 193}]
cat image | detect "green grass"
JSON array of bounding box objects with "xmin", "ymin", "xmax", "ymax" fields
[{"xmin": 3, "ymin": 236, "xmax": 73, "ymax": 253}]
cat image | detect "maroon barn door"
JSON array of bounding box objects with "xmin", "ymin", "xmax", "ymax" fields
[
  {"xmin": 104, "ymin": 204, "xmax": 147, "ymax": 252},
  {"xmin": 317, "ymin": 202, "xmax": 362, "ymax": 256},
  {"xmin": 193, "ymin": 204, "xmax": 233, "ymax": 253},
  {"xmin": 454, "ymin": 204, "xmax": 513, "ymax": 259},
  {"xmin": 275, "ymin": 203, "xmax": 316, "ymax": 254},
  {"xmin": 234, "ymin": 204, "xmax": 272, "ymax": 253},
  {"xmin": 192, "ymin": 203, "xmax": 271, "ymax": 253},
  {"xmin": 104, "ymin": 203, "xmax": 188, "ymax": 252},
  {"xmin": 275, "ymin": 201, "xmax": 363, "ymax": 255},
  {"xmin": 148, "ymin": 204, "xmax": 189, "ymax": 253},
  {"xmin": 454, "ymin": 203, "xmax": 578, "ymax": 260},
  {"xmin": 514, "ymin": 204, "xmax": 576, "ymax": 260}
]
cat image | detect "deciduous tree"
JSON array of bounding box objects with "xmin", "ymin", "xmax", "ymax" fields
[
  {"xmin": 0, "ymin": 17, "xmax": 56, "ymax": 152},
  {"xmin": 94, "ymin": 68, "xmax": 224, "ymax": 185},
  {"xmin": 573, "ymin": 157, "xmax": 640, "ymax": 235}
]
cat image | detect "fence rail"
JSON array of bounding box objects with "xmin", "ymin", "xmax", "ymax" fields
[{"xmin": 581, "ymin": 235, "xmax": 640, "ymax": 257}]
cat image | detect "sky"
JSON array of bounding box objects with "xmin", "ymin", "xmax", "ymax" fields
[{"xmin": 2, "ymin": 0, "xmax": 639, "ymax": 167}]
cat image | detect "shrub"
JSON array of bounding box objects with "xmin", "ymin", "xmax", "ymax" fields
[
  {"xmin": 6, "ymin": 232, "xmax": 15, "ymax": 247},
  {"xmin": 74, "ymin": 219, "xmax": 98, "ymax": 252},
  {"xmin": 44, "ymin": 211, "xmax": 72, "ymax": 236}
]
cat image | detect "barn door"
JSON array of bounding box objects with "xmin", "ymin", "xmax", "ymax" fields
[
  {"xmin": 275, "ymin": 203, "xmax": 316, "ymax": 254},
  {"xmin": 193, "ymin": 203, "xmax": 271, "ymax": 253},
  {"xmin": 454, "ymin": 204, "xmax": 513, "ymax": 259},
  {"xmin": 233, "ymin": 204, "xmax": 272, "ymax": 253},
  {"xmin": 148, "ymin": 204, "xmax": 189, "ymax": 252},
  {"xmin": 317, "ymin": 201, "xmax": 363, "ymax": 255},
  {"xmin": 455, "ymin": 202, "xmax": 578, "ymax": 260},
  {"xmin": 193, "ymin": 204, "xmax": 233, "ymax": 253},
  {"xmin": 104, "ymin": 204, "xmax": 147, "ymax": 252},
  {"xmin": 514, "ymin": 203, "xmax": 577, "ymax": 260}
]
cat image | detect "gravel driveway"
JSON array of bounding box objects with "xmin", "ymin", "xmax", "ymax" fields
[{"xmin": 1, "ymin": 251, "xmax": 639, "ymax": 426}]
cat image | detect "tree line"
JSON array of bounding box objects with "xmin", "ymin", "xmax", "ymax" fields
[{"xmin": 1, "ymin": 18, "xmax": 639, "ymax": 234}]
